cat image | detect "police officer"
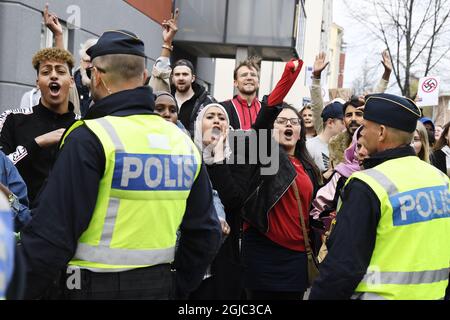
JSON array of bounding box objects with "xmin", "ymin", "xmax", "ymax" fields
[
  {"xmin": 310, "ymin": 93, "xmax": 450, "ymax": 300},
  {"xmin": 19, "ymin": 30, "xmax": 222, "ymax": 300}
]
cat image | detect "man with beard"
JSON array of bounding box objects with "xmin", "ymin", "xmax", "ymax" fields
[
  {"xmin": 324, "ymin": 51, "xmax": 393, "ymax": 168},
  {"xmin": 221, "ymin": 58, "xmax": 261, "ymax": 130},
  {"xmin": 0, "ymin": 48, "xmax": 79, "ymax": 207},
  {"xmin": 328, "ymin": 96, "xmax": 365, "ymax": 167},
  {"xmin": 221, "ymin": 57, "xmax": 303, "ymax": 130},
  {"xmin": 171, "ymin": 59, "xmax": 216, "ymax": 134},
  {"xmin": 73, "ymin": 39, "xmax": 98, "ymax": 117}
]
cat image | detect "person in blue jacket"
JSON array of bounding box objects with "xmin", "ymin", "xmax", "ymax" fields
[
  {"xmin": 0, "ymin": 193, "xmax": 15, "ymax": 299},
  {"xmin": 0, "ymin": 151, "xmax": 31, "ymax": 231}
]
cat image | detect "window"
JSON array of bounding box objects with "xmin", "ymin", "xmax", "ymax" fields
[
  {"xmin": 295, "ymin": 0, "xmax": 307, "ymax": 58},
  {"xmin": 40, "ymin": 20, "xmax": 69, "ymax": 50}
]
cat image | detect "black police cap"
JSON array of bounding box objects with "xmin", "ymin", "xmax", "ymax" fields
[
  {"xmin": 364, "ymin": 93, "xmax": 422, "ymax": 133},
  {"xmin": 321, "ymin": 101, "xmax": 344, "ymax": 121},
  {"xmin": 87, "ymin": 30, "xmax": 145, "ymax": 60}
]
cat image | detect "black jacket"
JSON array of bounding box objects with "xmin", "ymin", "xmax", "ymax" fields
[
  {"xmin": 431, "ymin": 149, "xmax": 447, "ymax": 175},
  {"xmin": 232, "ymin": 99, "xmax": 320, "ymax": 234},
  {"xmin": 207, "ymin": 163, "xmax": 247, "ymax": 264},
  {"xmin": 309, "ymin": 146, "xmax": 417, "ymax": 300},
  {"xmin": 243, "ymin": 151, "xmax": 320, "ymax": 234},
  {"xmin": 19, "ymin": 86, "xmax": 222, "ymax": 299},
  {"xmin": 172, "ymin": 82, "xmax": 216, "ymax": 135},
  {"xmin": 220, "ymin": 96, "xmax": 266, "ymax": 130},
  {"xmin": 220, "ymin": 98, "xmax": 243, "ymax": 130},
  {"xmin": 0, "ymin": 102, "xmax": 78, "ymax": 206}
]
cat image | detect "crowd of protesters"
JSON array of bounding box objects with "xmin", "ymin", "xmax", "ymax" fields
[{"xmin": 0, "ymin": 6, "xmax": 449, "ymax": 301}]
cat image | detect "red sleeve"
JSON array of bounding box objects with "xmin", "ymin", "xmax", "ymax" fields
[{"xmin": 267, "ymin": 58, "xmax": 303, "ymax": 107}]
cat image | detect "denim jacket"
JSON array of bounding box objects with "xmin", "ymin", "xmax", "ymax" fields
[{"xmin": 0, "ymin": 151, "xmax": 31, "ymax": 231}]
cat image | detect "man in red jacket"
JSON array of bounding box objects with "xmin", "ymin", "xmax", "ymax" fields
[{"xmin": 220, "ymin": 58, "xmax": 303, "ymax": 130}]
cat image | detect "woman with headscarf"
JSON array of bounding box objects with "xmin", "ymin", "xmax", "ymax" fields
[
  {"xmin": 153, "ymin": 94, "xmax": 232, "ymax": 299},
  {"xmin": 190, "ymin": 103, "xmax": 246, "ymax": 299},
  {"xmin": 192, "ymin": 59, "xmax": 310, "ymax": 300}
]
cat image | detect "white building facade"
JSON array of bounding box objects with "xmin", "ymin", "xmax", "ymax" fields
[{"xmin": 213, "ymin": 0, "xmax": 338, "ymax": 109}]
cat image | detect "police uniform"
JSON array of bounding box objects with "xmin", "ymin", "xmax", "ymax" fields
[
  {"xmin": 19, "ymin": 30, "xmax": 222, "ymax": 300},
  {"xmin": 310, "ymin": 93, "xmax": 450, "ymax": 300}
]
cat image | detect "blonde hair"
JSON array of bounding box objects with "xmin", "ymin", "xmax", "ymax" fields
[
  {"xmin": 415, "ymin": 121, "xmax": 430, "ymax": 163},
  {"xmin": 79, "ymin": 38, "xmax": 98, "ymax": 59}
]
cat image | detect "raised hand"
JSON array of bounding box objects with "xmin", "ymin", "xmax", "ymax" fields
[
  {"xmin": 162, "ymin": 8, "xmax": 179, "ymax": 45},
  {"xmin": 381, "ymin": 49, "xmax": 393, "ymax": 73},
  {"xmin": 202, "ymin": 128, "xmax": 229, "ymax": 164},
  {"xmin": 285, "ymin": 58, "xmax": 302, "ymax": 73},
  {"xmin": 44, "ymin": 3, "xmax": 62, "ymax": 36},
  {"xmin": 313, "ymin": 52, "xmax": 329, "ymax": 78}
]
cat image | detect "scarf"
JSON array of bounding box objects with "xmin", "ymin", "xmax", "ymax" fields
[
  {"xmin": 334, "ymin": 127, "xmax": 362, "ymax": 178},
  {"xmin": 193, "ymin": 103, "xmax": 232, "ymax": 164}
]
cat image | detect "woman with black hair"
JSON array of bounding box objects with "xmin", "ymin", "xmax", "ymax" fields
[{"xmin": 240, "ymin": 103, "xmax": 321, "ymax": 300}]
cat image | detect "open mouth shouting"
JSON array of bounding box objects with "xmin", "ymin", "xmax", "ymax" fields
[
  {"xmin": 211, "ymin": 127, "xmax": 222, "ymax": 141},
  {"xmin": 49, "ymin": 82, "xmax": 61, "ymax": 98},
  {"xmin": 284, "ymin": 128, "xmax": 294, "ymax": 140}
]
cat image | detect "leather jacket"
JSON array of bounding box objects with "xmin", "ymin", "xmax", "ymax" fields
[
  {"xmin": 238, "ymin": 100, "xmax": 320, "ymax": 234},
  {"xmin": 242, "ymin": 146, "xmax": 319, "ymax": 234}
]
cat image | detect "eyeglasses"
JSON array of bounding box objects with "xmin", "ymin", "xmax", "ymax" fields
[
  {"xmin": 86, "ymin": 65, "xmax": 106, "ymax": 80},
  {"xmin": 275, "ymin": 117, "xmax": 301, "ymax": 126}
]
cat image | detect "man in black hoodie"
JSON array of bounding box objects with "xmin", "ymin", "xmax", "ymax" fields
[{"xmin": 171, "ymin": 59, "xmax": 216, "ymax": 134}]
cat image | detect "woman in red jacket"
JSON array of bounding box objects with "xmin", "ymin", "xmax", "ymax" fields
[{"xmin": 241, "ymin": 103, "xmax": 321, "ymax": 300}]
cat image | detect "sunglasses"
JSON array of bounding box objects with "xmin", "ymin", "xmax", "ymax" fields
[{"xmin": 86, "ymin": 65, "xmax": 107, "ymax": 80}]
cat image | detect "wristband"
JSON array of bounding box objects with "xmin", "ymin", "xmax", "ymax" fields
[{"xmin": 162, "ymin": 44, "xmax": 173, "ymax": 52}]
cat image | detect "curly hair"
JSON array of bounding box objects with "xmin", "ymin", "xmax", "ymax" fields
[{"xmin": 32, "ymin": 48, "xmax": 74, "ymax": 75}]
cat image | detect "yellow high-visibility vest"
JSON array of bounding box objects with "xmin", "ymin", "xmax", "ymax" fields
[
  {"xmin": 345, "ymin": 156, "xmax": 450, "ymax": 300},
  {"xmin": 61, "ymin": 115, "xmax": 201, "ymax": 270}
]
